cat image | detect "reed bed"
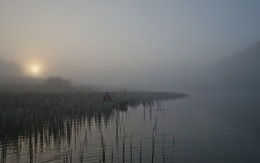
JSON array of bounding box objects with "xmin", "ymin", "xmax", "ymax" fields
[
  {"xmin": 0, "ymin": 91, "xmax": 186, "ymax": 140},
  {"xmin": 0, "ymin": 91, "xmax": 187, "ymax": 162}
]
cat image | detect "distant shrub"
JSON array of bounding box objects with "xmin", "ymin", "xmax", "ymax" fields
[{"xmin": 43, "ymin": 76, "xmax": 73, "ymax": 91}]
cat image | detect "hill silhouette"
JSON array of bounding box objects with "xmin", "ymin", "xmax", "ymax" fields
[
  {"xmin": 203, "ymin": 41, "xmax": 260, "ymax": 91},
  {"xmin": 0, "ymin": 60, "xmax": 21, "ymax": 76}
]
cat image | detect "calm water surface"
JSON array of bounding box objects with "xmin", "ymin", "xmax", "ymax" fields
[{"xmin": 1, "ymin": 92, "xmax": 260, "ymax": 162}]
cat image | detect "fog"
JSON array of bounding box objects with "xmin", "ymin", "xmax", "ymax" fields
[{"xmin": 1, "ymin": 1, "xmax": 260, "ymax": 92}]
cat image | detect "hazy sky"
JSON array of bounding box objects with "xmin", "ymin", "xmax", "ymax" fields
[{"xmin": 1, "ymin": 0, "xmax": 260, "ymax": 90}]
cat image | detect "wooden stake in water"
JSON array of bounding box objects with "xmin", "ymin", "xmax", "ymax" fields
[
  {"xmin": 111, "ymin": 142, "xmax": 113, "ymax": 163},
  {"xmin": 140, "ymin": 139, "xmax": 142, "ymax": 163},
  {"xmin": 162, "ymin": 134, "xmax": 165, "ymax": 163},
  {"xmin": 130, "ymin": 136, "xmax": 133, "ymax": 163},
  {"xmin": 100, "ymin": 131, "xmax": 106, "ymax": 163},
  {"xmin": 122, "ymin": 135, "xmax": 125, "ymax": 163},
  {"xmin": 151, "ymin": 127, "xmax": 155, "ymax": 163}
]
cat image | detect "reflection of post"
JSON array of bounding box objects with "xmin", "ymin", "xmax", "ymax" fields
[
  {"xmin": 172, "ymin": 136, "xmax": 175, "ymax": 147},
  {"xmin": 151, "ymin": 127, "xmax": 155, "ymax": 163},
  {"xmin": 171, "ymin": 136, "xmax": 176, "ymax": 162},
  {"xmin": 130, "ymin": 136, "xmax": 133, "ymax": 163},
  {"xmin": 100, "ymin": 131, "xmax": 105, "ymax": 163},
  {"xmin": 122, "ymin": 134, "xmax": 125, "ymax": 163},
  {"xmin": 162, "ymin": 134, "xmax": 165, "ymax": 163},
  {"xmin": 139, "ymin": 139, "xmax": 142, "ymax": 163},
  {"xmin": 111, "ymin": 142, "xmax": 114, "ymax": 163},
  {"xmin": 34, "ymin": 130, "xmax": 38, "ymax": 163},
  {"xmin": 29, "ymin": 133, "xmax": 33, "ymax": 163}
]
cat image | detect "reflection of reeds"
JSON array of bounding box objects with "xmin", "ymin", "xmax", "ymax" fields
[
  {"xmin": 151, "ymin": 119, "xmax": 158, "ymax": 163},
  {"xmin": 79, "ymin": 142, "xmax": 83, "ymax": 162},
  {"xmin": 63, "ymin": 148, "xmax": 72, "ymax": 163},
  {"xmin": 162, "ymin": 134, "xmax": 165, "ymax": 163},
  {"xmin": 130, "ymin": 135, "xmax": 133, "ymax": 163},
  {"xmin": 0, "ymin": 91, "xmax": 186, "ymax": 140},
  {"xmin": 122, "ymin": 134, "xmax": 126, "ymax": 163},
  {"xmin": 111, "ymin": 142, "xmax": 113, "ymax": 163},
  {"xmin": 79, "ymin": 127, "xmax": 88, "ymax": 163},
  {"xmin": 151, "ymin": 128, "xmax": 155, "ymax": 163},
  {"xmin": 98, "ymin": 152, "xmax": 101, "ymax": 163},
  {"xmin": 171, "ymin": 136, "xmax": 176, "ymax": 162},
  {"xmin": 100, "ymin": 131, "xmax": 106, "ymax": 163},
  {"xmin": 0, "ymin": 91, "xmax": 187, "ymax": 162}
]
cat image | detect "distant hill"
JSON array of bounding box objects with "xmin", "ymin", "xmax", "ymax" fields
[
  {"xmin": 0, "ymin": 59, "xmax": 40, "ymax": 85},
  {"xmin": 202, "ymin": 41, "xmax": 260, "ymax": 91},
  {"xmin": 0, "ymin": 60, "xmax": 21, "ymax": 76}
]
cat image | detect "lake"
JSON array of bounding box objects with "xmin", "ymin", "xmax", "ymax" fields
[{"xmin": 1, "ymin": 92, "xmax": 260, "ymax": 162}]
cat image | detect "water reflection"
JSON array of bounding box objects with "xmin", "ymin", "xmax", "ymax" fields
[
  {"xmin": 3, "ymin": 92, "xmax": 260, "ymax": 162},
  {"xmin": 0, "ymin": 92, "xmax": 185, "ymax": 163}
]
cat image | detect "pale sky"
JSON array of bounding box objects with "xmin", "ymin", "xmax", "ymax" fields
[{"xmin": 1, "ymin": 0, "xmax": 260, "ymax": 90}]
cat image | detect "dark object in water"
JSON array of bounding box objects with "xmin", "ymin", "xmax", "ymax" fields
[
  {"xmin": 103, "ymin": 92, "xmax": 112, "ymax": 102},
  {"xmin": 172, "ymin": 136, "xmax": 175, "ymax": 147}
]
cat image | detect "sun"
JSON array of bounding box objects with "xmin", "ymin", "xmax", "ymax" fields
[
  {"xmin": 22, "ymin": 58, "xmax": 45, "ymax": 77},
  {"xmin": 30, "ymin": 64, "xmax": 41, "ymax": 75}
]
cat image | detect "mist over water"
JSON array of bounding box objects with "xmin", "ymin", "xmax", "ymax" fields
[
  {"xmin": 1, "ymin": 1, "xmax": 260, "ymax": 163},
  {"xmin": 1, "ymin": 1, "xmax": 260, "ymax": 91}
]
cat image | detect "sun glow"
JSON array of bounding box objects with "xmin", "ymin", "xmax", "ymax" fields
[
  {"xmin": 22, "ymin": 57, "xmax": 46, "ymax": 77},
  {"xmin": 31, "ymin": 66, "xmax": 39, "ymax": 74},
  {"xmin": 29, "ymin": 64, "xmax": 42, "ymax": 76}
]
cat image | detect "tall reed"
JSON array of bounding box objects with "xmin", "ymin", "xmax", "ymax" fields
[
  {"xmin": 100, "ymin": 131, "xmax": 106, "ymax": 163},
  {"xmin": 130, "ymin": 135, "xmax": 133, "ymax": 163},
  {"xmin": 122, "ymin": 134, "xmax": 126, "ymax": 163}
]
